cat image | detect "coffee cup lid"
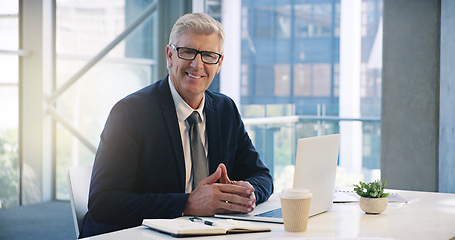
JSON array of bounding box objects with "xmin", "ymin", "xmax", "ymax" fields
[{"xmin": 280, "ymin": 188, "xmax": 313, "ymax": 199}]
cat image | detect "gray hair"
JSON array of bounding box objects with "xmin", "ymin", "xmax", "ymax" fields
[{"xmin": 169, "ymin": 13, "xmax": 225, "ymax": 53}]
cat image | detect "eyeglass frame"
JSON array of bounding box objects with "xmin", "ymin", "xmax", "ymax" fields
[{"xmin": 169, "ymin": 43, "xmax": 223, "ymax": 64}]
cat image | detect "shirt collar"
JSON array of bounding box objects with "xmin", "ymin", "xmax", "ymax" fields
[{"xmin": 168, "ymin": 76, "xmax": 205, "ymax": 124}]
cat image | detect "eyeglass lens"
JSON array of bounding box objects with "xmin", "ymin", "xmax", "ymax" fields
[{"xmin": 178, "ymin": 47, "xmax": 220, "ymax": 64}]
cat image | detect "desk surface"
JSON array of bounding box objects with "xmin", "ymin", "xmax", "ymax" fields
[{"xmin": 82, "ymin": 190, "xmax": 455, "ymax": 240}]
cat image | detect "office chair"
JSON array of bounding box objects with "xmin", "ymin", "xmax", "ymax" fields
[{"xmin": 67, "ymin": 166, "xmax": 92, "ymax": 238}]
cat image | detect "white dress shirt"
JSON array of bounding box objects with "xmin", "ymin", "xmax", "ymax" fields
[{"xmin": 168, "ymin": 77, "xmax": 208, "ymax": 193}]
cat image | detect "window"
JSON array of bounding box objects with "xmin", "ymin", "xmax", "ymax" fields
[
  {"xmin": 293, "ymin": 63, "xmax": 311, "ymax": 96},
  {"xmin": 10, "ymin": 0, "xmax": 384, "ymax": 204},
  {"xmin": 54, "ymin": 0, "xmax": 156, "ymax": 199},
  {"xmin": 216, "ymin": 0, "xmax": 383, "ymax": 192},
  {"xmin": 0, "ymin": 0, "xmax": 19, "ymax": 208},
  {"xmin": 294, "ymin": 2, "xmax": 333, "ymax": 38},
  {"xmin": 274, "ymin": 64, "xmax": 291, "ymax": 96}
]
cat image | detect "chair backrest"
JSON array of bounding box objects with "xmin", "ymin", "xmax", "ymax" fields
[{"xmin": 67, "ymin": 166, "xmax": 92, "ymax": 238}]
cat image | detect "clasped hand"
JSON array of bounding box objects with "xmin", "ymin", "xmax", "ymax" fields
[{"xmin": 183, "ymin": 163, "xmax": 256, "ymax": 216}]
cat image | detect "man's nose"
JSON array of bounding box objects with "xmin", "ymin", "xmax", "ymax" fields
[{"xmin": 190, "ymin": 53, "xmax": 204, "ymax": 68}]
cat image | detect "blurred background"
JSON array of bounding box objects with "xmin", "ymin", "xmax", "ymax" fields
[{"xmin": 1, "ymin": 0, "xmax": 453, "ymax": 209}]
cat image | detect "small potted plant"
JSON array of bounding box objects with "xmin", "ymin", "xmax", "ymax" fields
[{"xmin": 353, "ymin": 180, "xmax": 390, "ymax": 214}]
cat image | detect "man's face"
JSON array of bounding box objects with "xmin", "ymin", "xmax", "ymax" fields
[{"xmin": 166, "ymin": 32, "xmax": 224, "ymax": 108}]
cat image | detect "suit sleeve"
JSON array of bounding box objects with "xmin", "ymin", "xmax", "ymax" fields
[
  {"xmin": 225, "ymin": 99, "xmax": 274, "ymax": 204},
  {"xmin": 87, "ymin": 99, "xmax": 187, "ymax": 227}
]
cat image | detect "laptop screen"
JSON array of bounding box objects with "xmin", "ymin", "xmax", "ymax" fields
[{"xmin": 214, "ymin": 134, "xmax": 340, "ymax": 223}]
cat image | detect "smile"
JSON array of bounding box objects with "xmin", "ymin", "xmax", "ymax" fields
[{"xmin": 187, "ymin": 73, "xmax": 203, "ymax": 79}]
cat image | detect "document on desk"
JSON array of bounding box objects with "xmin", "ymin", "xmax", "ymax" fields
[
  {"xmin": 333, "ymin": 186, "xmax": 409, "ymax": 203},
  {"xmin": 285, "ymin": 238, "xmax": 393, "ymax": 240},
  {"xmin": 142, "ymin": 216, "xmax": 270, "ymax": 237}
]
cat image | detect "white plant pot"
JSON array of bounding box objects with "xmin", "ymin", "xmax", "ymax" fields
[{"xmin": 359, "ymin": 197, "xmax": 388, "ymax": 214}]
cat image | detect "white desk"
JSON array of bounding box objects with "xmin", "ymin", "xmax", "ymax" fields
[{"xmin": 82, "ymin": 190, "xmax": 455, "ymax": 240}]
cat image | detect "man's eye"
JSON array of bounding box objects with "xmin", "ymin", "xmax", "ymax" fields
[
  {"xmin": 203, "ymin": 53, "xmax": 217, "ymax": 59},
  {"xmin": 181, "ymin": 49, "xmax": 196, "ymax": 55}
]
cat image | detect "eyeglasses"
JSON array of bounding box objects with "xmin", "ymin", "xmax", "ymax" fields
[{"xmin": 169, "ymin": 44, "xmax": 222, "ymax": 64}]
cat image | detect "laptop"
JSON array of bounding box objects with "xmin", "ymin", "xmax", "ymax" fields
[{"xmin": 214, "ymin": 134, "xmax": 340, "ymax": 223}]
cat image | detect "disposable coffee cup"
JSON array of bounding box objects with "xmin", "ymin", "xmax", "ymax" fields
[{"xmin": 280, "ymin": 188, "xmax": 313, "ymax": 232}]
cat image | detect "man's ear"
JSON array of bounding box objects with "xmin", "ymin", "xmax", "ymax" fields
[
  {"xmin": 216, "ymin": 55, "xmax": 224, "ymax": 74},
  {"xmin": 165, "ymin": 45, "xmax": 172, "ymax": 68}
]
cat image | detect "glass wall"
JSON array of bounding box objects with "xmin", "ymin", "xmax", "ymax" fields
[
  {"xmin": 54, "ymin": 0, "xmax": 383, "ymax": 197},
  {"xmin": 209, "ymin": 0, "xmax": 383, "ymax": 192},
  {"xmin": 1, "ymin": 0, "xmax": 383, "ymax": 204},
  {"xmin": 55, "ymin": 0, "xmax": 157, "ymax": 199},
  {"xmin": 0, "ymin": 0, "xmax": 19, "ymax": 208}
]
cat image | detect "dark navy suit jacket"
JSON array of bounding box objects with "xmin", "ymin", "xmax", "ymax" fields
[{"xmin": 81, "ymin": 76, "xmax": 273, "ymax": 238}]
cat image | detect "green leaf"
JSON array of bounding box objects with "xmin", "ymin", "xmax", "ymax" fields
[{"xmin": 353, "ymin": 179, "xmax": 389, "ymax": 198}]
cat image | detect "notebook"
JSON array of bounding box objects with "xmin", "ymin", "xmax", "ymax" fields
[
  {"xmin": 214, "ymin": 134, "xmax": 340, "ymax": 223},
  {"xmin": 142, "ymin": 217, "xmax": 270, "ymax": 237}
]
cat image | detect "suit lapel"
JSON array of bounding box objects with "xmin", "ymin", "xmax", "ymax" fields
[
  {"xmin": 205, "ymin": 93, "xmax": 222, "ymax": 174},
  {"xmin": 158, "ymin": 78, "xmax": 186, "ymax": 190}
]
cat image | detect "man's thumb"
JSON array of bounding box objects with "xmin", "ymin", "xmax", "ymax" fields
[{"xmin": 201, "ymin": 165, "xmax": 222, "ymax": 185}]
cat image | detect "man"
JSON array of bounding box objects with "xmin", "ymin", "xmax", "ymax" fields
[{"xmin": 81, "ymin": 13, "xmax": 273, "ymax": 238}]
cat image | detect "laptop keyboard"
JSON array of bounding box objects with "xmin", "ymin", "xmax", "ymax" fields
[{"xmin": 255, "ymin": 208, "xmax": 283, "ymax": 218}]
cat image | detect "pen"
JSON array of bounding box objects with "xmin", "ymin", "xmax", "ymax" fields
[{"xmin": 189, "ymin": 216, "xmax": 214, "ymax": 226}]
